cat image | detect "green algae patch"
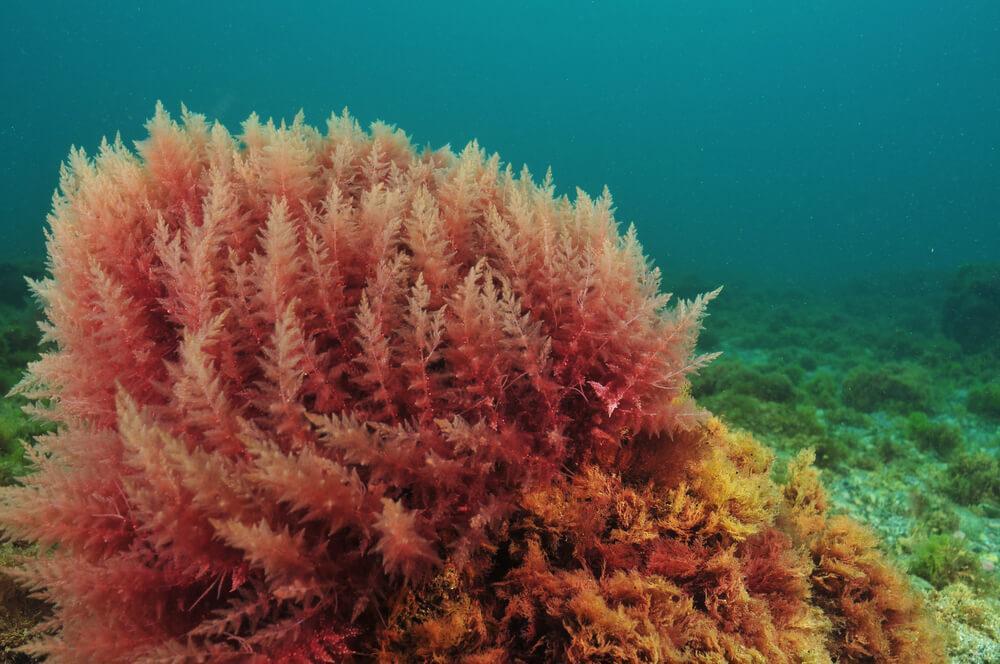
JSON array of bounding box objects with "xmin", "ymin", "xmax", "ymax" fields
[
  {"xmin": 691, "ymin": 359, "xmax": 798, "ymax": 403},
  {"xmin": 967, "ymin": 384, "xmax": 1000, "ymax": 420},
  {"xmin": 0, "ymin": 400, "xmax": 48, "ymax": 487},
  {"xmin": 842, "ymin": 365, "xmax": 930, "ymax": 414},
  {"xmin": 909, "ymin": 534, "xmax": 975, "ymax": 589},
  {"xmin": 906, "ymin": 413, "xmax": 963, "ymax": 458},
  {"xmin": 942, "ymin": 450, "xmax": 1000, "ymax": 507}
]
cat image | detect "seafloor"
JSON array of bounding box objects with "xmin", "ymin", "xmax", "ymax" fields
[
  {"xmin": 682, "ymin": 267, "xmax": 999, "ymax": 662},
  {"xmin": 0, "ymin": 261, "xmax": 996, "ymax": 662}
]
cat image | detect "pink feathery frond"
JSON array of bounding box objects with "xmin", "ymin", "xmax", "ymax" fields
[
  {"xmin": 372, "ymin": 498, "xmax": 441, "ymax": 581},
  {"xmin": 398, "ymin": 274, "xmax": 447, "ymax": 426},
  {"xmin": 0, "ymin": 105, "xmax": 720, "ymax": 661}
]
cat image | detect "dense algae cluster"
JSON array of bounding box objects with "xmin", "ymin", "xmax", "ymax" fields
[{"xmin": 0, "ymin": 108, "xmax": 991, "ymax": 662}]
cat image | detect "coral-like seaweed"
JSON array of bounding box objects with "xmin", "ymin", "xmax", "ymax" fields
[{"xmin": 0, "ymin": 106, "xmax": 939, "ymax": 662}]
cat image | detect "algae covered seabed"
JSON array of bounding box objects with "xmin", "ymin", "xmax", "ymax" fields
[
  {"xmin": 0, "ymin": 261, "xmax": 997, "ymax": 662},
  {"xmin": 685, "ymin": 268, "xmax": 999, "ymax": 662}
]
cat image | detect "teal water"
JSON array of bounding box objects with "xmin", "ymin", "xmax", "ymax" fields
[{"xmin": 2, "ymin": 1, "xmax": 998, "ymax": 283}]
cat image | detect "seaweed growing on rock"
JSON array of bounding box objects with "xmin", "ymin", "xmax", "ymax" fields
[{"xmin": 0, "ymin": 106, "xmax": 938, "ymax": 662}]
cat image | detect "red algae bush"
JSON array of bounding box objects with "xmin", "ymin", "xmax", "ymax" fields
[{"xmin": 0, "ymin": 106, "xmax": 939, "ymax": 662}]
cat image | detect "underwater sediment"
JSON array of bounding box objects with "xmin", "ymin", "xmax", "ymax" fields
[{"xmin": 0, "ymin": 106, "xmax": 950, "ymax": 662}]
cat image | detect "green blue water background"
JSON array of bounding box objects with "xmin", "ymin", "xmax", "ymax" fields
[{"xmin": 2, "ymin": 1, "xmax": 998, "ymax": 284}]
